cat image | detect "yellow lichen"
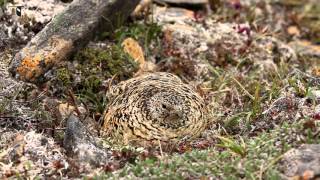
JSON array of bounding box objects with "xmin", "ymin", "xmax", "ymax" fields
[
  {"xmin": 15, "ymin": 37, "xmax": 73, "ymax": 82},
  {"xmin": 16, "ymin": 54, "xmax": 43, "ymax": 81}
]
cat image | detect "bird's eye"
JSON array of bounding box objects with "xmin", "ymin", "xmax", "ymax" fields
[{"xmin": 162, "ymin": 104, "xmax": 167, "ymax": 109}]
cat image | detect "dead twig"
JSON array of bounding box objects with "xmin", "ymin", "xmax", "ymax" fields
[{"xmin": 67, "ymin": 89, "xmax": 81, "ymax": 117}]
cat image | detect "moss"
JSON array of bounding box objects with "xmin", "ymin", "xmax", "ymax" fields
[
  {"xmin": 56, "ymin": 67, "xmax": 71, "ymax": 87},
  {"xmin": 74, "ymin": 45, "xmax": 139, "ymax": 80},
  {"xmin": 114, "ymin": 23, "xmax": 161, "ymax": 44},
  {"xmin": 0, "ymin": 0, "xmax": 12, "ymax": 7},
  {"xmin": 278, "ymin": 0, "xmax": 305, "ymax": 6},
  {"xmin": 113, "ymin": 22, "xmax": 162, "ymax": 57},
  {"xmin": 0, "ymin": 98, "xmax": 8, "ymax": 114}
]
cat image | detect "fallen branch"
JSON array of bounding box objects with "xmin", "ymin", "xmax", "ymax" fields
[{"xmin": 9, "ymin": 0, "xmax": 140, "ymax": 83}]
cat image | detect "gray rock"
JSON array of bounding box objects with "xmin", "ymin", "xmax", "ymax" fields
[
  {"xmin": 153, "ymin": 7, "xmax": 196, "ymax": 24},
  {"xmin": 0, "ymin": 8, "xmax": 3, "ymax": 18},
  {"xmin": 64, "ymin": 115, "xmax": 111, "ymax": 167},
  {"xmin": 280, "ymin": 144, "xmax": 320, "ymax": 179}
]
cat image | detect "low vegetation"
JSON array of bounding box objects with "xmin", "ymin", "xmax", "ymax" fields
[{"xmin": 0, "ymin": 0, "xmax": 319, "ymax": 179}]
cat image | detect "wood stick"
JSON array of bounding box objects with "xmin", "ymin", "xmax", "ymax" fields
[{"xmin": 9, "ymin": 0, "xmax": 140, "ymax": 83}]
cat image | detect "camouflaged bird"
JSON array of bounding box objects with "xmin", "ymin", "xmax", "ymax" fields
[{"xmin": 101, "ymin": 72, "xmax": 207, "ymax": 144}]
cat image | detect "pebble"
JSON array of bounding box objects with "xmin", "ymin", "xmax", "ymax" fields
[{"xmin": 280, "ymin": 144, "xmax": 320, "ymax": 179}]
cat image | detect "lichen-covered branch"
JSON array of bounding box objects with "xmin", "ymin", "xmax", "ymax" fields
[{"xmin": 9, "ymin": 0, "xmax": 140, "ymax": 83}]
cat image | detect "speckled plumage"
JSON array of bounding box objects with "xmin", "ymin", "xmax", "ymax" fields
[{"xmin": 101, "ymin": 72, "xmax": 207, "ymax": 144}]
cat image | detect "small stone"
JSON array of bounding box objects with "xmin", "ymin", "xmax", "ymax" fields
[
  {"xmin": 158, "ymin": 0, "xmax": 214, "ymax": 15},
  {"xmin": 310, "ymin": 90, "xmax": 320, "ymax": 100},
  {"xmin": 58, "ymin": 103, "xmax": 75, "ymax": 120},
  {"xmin": 280, "ymin": 144, "xmax": 320, "ymax": 178},
  {"xmin": 287, "ymin": 26, "xmax": 300, "ymax": 36},
  {"xmin": 153, "ymin": 7, "xmax": 195, "ymax": 24},
  {"xmin": 122, "ymin": 37, "xmax": 145, "ymax": 68}
]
